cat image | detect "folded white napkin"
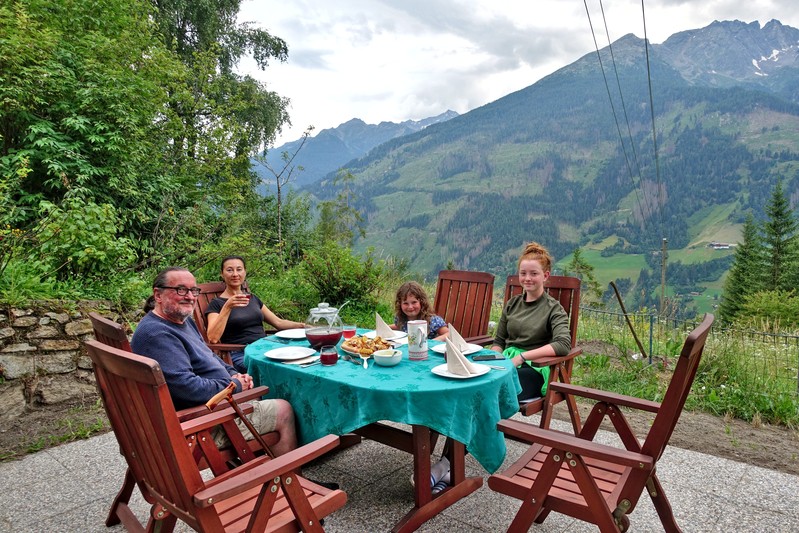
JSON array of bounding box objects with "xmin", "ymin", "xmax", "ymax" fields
[
  {"xmin": 445, "ymin": 337, "xmax": 480, "ymax": 376},
  {"xmin": 283, "ymin": 355, "xmax": 320, "ymax": 365},
  {"xmin": 375, "ymin": 312, "xmax": 395, "ymax": 339},
  {"xmin": 447, "ymin": 323, "xmax": 469, "ymax": 350}
]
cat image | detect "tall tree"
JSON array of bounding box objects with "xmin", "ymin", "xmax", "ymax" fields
[
  {"xmin": 762, "ymin": 179, "xmax": 799, "ymax": 291},
  {"xmin": 255, "ymin": 127, "xmax": 314, "ymax": 249},
  {"xmin": 563, "ymin": 247, "xmax": 603, "ymax": 306},
  {"xmin": 316, "ymin": 170, "xmax": 366, "ymax": 248},
  {"xmin": 718, "ymin": 213, "xmax": 763, "ymax": 323},
  {"xmin": 150, "ymin": 0, "xmax": 290, "ymax": 206},
  {"xmin": 0, "ymin": 0, "xmax": 184, "ymax": 276}
]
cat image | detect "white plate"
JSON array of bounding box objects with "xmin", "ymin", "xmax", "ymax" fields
[
  {"xmin": 430, "ymin": 343, "xmax": 483, "ymax": 356},
  {"xmin": 274, "ymin": 328, "xmax": 306, "ymax": 339},
  {"xmin": 431, "ymin": 363, "xmax": 490, "ymax": 379},
  {"xmin": 363, "ymin": 330, "xmax": 408, "ymax": 341},
  {"xmin": 264, "ymin": 346, "xmax": 316, "ymax": 361}
]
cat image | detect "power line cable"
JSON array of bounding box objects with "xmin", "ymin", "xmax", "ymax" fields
[
  {"xmin": 596, "ymin": 0, "xmax": 658, "ymax": 240},
  {"xmin": 640, "ymin": 0, "xmax": 666, "ymax": 236},
  {"xmin": 583, "ymin": 1, "xmax": 655, "ymax": 247}
]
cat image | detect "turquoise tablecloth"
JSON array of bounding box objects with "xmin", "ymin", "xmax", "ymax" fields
[{"xmin": 244, "ymin": 334, "xmax": 521, "ymax": 473}]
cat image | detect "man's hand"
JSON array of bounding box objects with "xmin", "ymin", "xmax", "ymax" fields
[{"xmin": 232, "ymin": 373, "xmax": 253, "ymax": 390}]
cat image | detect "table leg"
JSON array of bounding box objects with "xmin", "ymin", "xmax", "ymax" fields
[{"xmin": 392, "ymin": 425, "xmax": 483, "ymax": 533}]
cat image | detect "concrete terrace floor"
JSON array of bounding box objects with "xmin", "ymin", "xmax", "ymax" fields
[{"xmin": 1, "ymin": 413, "xmax": 798, "ymax": 532}]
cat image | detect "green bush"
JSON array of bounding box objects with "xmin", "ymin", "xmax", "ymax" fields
[
  {"xmin": 300, "ymin": 244, "xmax": 385, "ymax": 308},
  {"xmin": 37, "ymin": 194, "xmax": 136, "ymax": 280},
  {"xmin": 0, "ymin": 259, "xmax": 57, "ymax": 304}
]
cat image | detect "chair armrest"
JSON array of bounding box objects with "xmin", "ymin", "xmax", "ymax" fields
[
  {"xmin": 193, "ymin": 434, "xmax": 342, "ymax": 506},
  {"xmin": 549, "ymin": 382, "xmax": 661, "ymax": 413},
  {"xmin": 177, "ymin": 386, "xmax": 270, "ymax": 421},
  {"xmin": 497, "ymin": 419, "xmax": 654, "ymax": 469},
  {"xmin": 206, "ymin": 342, "xmax": 245, "ymax": 353},
  {"xmin": 179, "ymin": 403, "xmax": 255, "ymax": 435},
  {"xmin": 527, "ymin": 347, "xmax": 582, "ymax": 368},
  {"xmin": 464, "ymin": 334, "xmax": 493, "ymax": 346}
]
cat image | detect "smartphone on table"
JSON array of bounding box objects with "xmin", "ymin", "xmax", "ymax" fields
[{"xmin": 472, "ymin": 354, "xmax": 505, "ymax": 361}]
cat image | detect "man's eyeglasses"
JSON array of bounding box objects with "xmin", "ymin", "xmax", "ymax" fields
[{"xmin": 158, "ymin": 286, "xmax": 202, "ymax": 297}]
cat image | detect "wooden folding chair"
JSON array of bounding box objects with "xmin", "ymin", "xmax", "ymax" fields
[
  {"xmin": 433, "ymin": 270, "xmax": 495, "ymax": 345},
  {"xmin": 86, "ymin": 339, "xmax": 347, "ymax": 532},
  {"xmin": 488, "ymin": 314, "xmax": 714, "ymax": 533},
  {"xmin": 88, "ymin": 312, "xmax": 279, "ymax": 527},
  {"xmin": 502, "ymin": 275, "xmax": 584, "ymax": 431},
  {"xmin": 191, "ymin": 281, "xmax": 243, "ymax": 365}
]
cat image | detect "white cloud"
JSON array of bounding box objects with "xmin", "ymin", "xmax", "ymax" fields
[{"xmin": 237, "ymin": 0, "xmax": 799, "ymax": 145}]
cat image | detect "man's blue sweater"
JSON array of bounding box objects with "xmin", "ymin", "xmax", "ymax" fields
[{"xmin": 131, "ymin": 312, "xmax": 241, "ymax": 410}]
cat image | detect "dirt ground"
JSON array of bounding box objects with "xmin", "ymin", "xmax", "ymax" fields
[
  {"xmin": 1, "ymin": 399, "xmax": 798, "ymax": 477},
  {"xmin": 564, "ymin": 403, "xmax": 799, "ymax": 476}
]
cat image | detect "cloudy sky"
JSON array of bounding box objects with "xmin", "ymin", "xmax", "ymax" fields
[{"xmin": 237, "ymin": 0, "xmax": 799, "ymax": 146}]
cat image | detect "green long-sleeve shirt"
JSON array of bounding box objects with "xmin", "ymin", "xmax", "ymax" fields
[{"xmin": 494, "ymin": 293, "xmax": 571, "ymax": 356}]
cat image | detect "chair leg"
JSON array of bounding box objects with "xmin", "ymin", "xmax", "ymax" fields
[
  {"xmin": 106, "ymin": 467, "xmax": 136, "ymax": 526},
  {"xmin": 647, "ymin": 475, "xmax": 683, "ymax": 533},
  {"xmin": 506, "ymin": 448, "xmax": 563, "ymax": 531}
]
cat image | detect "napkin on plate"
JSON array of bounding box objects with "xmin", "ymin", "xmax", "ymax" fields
[
  {"xmin": 282, "ymin": 355, "xmax": 320, "ymax": 365},
  {"xmin": 447, "ymin": 323, "xmax": 469, "ymax": 351},
  {"xmin": 375, "ymin": 312, "xmax": 395, "ymax": 339},
  {"xmin": 445, "ymin": 337, "xmax": 481, "ymax": 376}
]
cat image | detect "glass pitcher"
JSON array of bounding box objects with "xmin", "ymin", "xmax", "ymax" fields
[{"xmin": 305, "ymin": 302, "xmax": 343, "ymax": 350}]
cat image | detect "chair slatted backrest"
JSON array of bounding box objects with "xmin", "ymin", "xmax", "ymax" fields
[
  {"xmin": 193, "ymin": 281, "xmax": 227, "ymax": 343},
  {"xmin": 434, "ymin": 270, "xmax": 495, "ymax": 342},
  {"xmin": 643, "ymin": 314, "xmax": 714, "ymax": 462},
  {"xmin": 85, "ymin": 340, "xmax": 203, "ymax": 520},
  {"xmin": 88, "ymin": 312, "xmax": 132, "ymax": 352},
  {"xmin": 504, "ymin": 275, "xmax": 580, "ymax": 346}
]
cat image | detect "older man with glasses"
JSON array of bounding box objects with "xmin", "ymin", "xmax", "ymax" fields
[{"xmin": 131, "ymin": 267, "xmax": 299, "ymax": 455}]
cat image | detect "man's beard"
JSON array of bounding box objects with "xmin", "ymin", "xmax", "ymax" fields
[{"xmin": 161, "ymin": 301, "xmax": 194, "ymax": 322}]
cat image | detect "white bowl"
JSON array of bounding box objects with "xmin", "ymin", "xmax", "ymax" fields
[{"xmin": 373, "ymin": 349, "xmax": 402, "ymax": 367}]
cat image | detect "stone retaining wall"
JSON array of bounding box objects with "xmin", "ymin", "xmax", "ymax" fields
[{"xmin": 0, "ymin": 301, "xmax": 140, "ymax": 425}]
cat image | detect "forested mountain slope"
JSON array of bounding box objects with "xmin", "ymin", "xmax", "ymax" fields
[{"xmin": 305, "ymin": 20, "xmax": 799, "ymax": 313}]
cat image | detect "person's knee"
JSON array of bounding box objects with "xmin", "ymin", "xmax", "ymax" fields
[{"xmin": 274, "ymin": 400, "xmax": 295, "ymax": 429}]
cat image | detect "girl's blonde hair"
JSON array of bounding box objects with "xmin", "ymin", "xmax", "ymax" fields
[
  {"xmin": 517, "ymin": 241, "xmax": 553, "ymax": 272},
  {"xmin": 394, "ymin": 281, "xmax": 433, "ymax": 330}
]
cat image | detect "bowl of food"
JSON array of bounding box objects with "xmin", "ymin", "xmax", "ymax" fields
[{"xmin": 372, "ymin": 349, "xmax": 402, "ymax": 367}]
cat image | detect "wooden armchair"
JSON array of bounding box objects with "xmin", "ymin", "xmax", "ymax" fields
[
  {"xmin": 88, "ymin": 312, "xmax": 279, "ymax": 527},
  {"xmin": 433, "ymin": 270, "xmax": 495, "ymax": 345},
  {"xmin": 503, "ymin": 275, "xmax": 583, "ymax": 430},
  {"xmin": 488, "ymin": 314, "xmax": 714, "ymax": 533},
  {"xmin": 85, "ymin": 339, "xmax": 347, "ymax": 532},
  {"xmin": 192, "ymin": 281, "xmax": 244, "ymax": 365}
]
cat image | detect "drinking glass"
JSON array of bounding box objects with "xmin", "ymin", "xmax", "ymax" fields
[
  {"xmin": 343, "ymin": 324, "xmax": 357, "ymax": 339},
  {"xmin": 319, "ymin": 345, "xmax": 338, "ymax": 366}
]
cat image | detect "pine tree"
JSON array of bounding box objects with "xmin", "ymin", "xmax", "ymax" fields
[
  {"xmin": 564, "ymin": 248, "xmax": 603, "ymax": 306},
  {"xmin": 762, "ymin": 179, "xmax": 799, "ymax": 291},
  {"xmin": 718, "ymin": 213, "xmax": 763, "ymax": 323}
]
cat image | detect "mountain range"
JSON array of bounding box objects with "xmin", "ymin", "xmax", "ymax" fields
[
  {"xmin": 257, "ymin": 110, "xmax": 458, "ymax": 189},
  {"xmin": 283, "ymin": 19, "xmax": 799, "ymax": 315}
]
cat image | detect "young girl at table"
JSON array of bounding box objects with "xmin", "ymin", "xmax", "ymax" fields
[
  {"xmin": 391, "ymin": 281, "xmax": 449, "ymax": 340},
  {"xmin": 490, "ymin": 242, "xmax": 572, "ymax": 401},
  {"xmin": 206, "ymin": 255, "xmax": 304, "ymax": 372}
]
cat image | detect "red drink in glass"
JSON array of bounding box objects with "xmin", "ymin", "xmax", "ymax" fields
[
  {"xmin": 343, "ymin": 325, "xmax": 356, "ymax": 339},
  {"xmin": 319, "ymin": 345, "xmax": 338, "ymax": 366}
]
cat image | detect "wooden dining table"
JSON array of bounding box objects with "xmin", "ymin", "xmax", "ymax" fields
[{"xmin": 244, "ymin": 333, "xmax": 521, "ymax": 532}]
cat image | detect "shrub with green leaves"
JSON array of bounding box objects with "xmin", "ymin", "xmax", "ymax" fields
[
  {"xmin": 36, "ymin": 194, "xmax": 136, "ymax": 280},
  {"xmin": 301, "ymin": 244, "xmax": 385, "ymax": 308}
]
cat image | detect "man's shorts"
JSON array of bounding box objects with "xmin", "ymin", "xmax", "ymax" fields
[{"xmin": 212, "ymin": 399, "xmax": 279, "ymax": 448}]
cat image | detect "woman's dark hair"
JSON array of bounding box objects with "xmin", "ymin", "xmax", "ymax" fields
[
  {"xmin": 393, "ymin": 281, "xmax": 433, "ymax": 330},
  {"xmin": 143, "ymin": 266, "xmax": 190, "ymax": 312},
  {"xmin": 220, "ymin": 255, "xmax": 247, "ymax": 271}
]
